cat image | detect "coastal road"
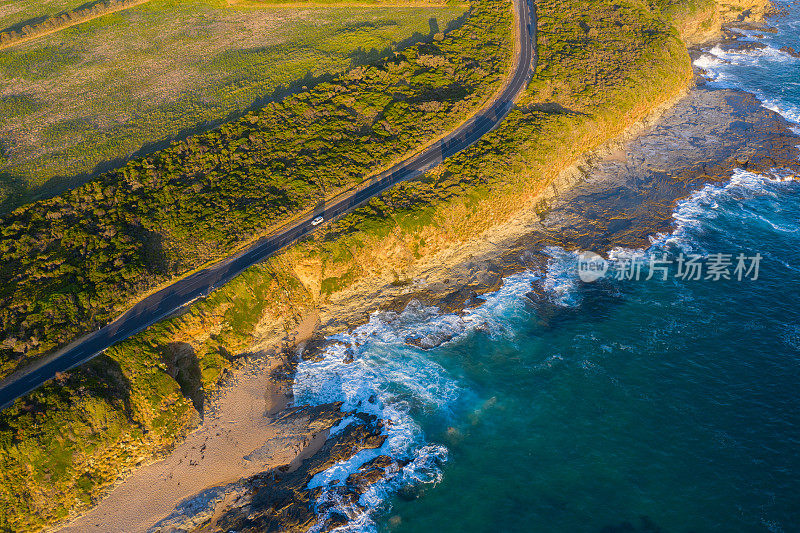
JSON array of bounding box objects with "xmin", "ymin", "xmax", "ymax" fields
[{"xmin": 0, "ymin": 0, "xmax": 537, "ymax": 409}]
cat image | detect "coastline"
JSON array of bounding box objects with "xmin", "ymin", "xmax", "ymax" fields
[
  {"xmin": 59, "ymin": 71, "xmax": 800, "ymax": 533},
  {"xmin": 27, "ymin": 0, "xmax": 800, "ymax": 530},
  {"xmin": 304, "ymin": 83, "xmax": 800, "ymax": 343}
]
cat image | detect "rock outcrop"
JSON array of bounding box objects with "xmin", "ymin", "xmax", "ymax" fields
[{"xmin": 676, "ymin": 0, "xmax": 775, "ymax": 46}]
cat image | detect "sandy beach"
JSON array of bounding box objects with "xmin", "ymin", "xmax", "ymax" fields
[
  {"xmin": 53, "ymin": 75, "xmax": 800, "ymax": 532},
  {"xmin": 57, "ymin": 311, "xmax": 330, "ymax": 533}
]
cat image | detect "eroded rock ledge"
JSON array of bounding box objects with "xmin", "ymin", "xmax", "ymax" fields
[{"xmin": 148, "ymin": 81, "xmax": 800, "ymax": 533}]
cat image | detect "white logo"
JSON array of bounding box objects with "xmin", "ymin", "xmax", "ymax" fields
[{"xmin": 577, "ymin": 251, "xmax": 607, "ymax": 282}]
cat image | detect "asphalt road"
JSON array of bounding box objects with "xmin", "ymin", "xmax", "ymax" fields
[{"xmin": 0, "ymin": 0, "xmax": 537, "ymax": 409}]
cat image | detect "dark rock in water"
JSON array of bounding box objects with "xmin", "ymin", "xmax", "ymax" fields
[
  {"xmin": 524, "ymin": 282, "xmax": 570, "ymax": 327},
  {"xmin": 346, "ymin": 454, "xmax": 404, "ymax": 491},
  {"xmin": 396, "ymin": 483, "xmax": 422, "ymax": 501},
  {"xmin": 780, "ymin": 45, "xmax": 800, "ymax": 58},
  {"xmin": 528, "ymin": 88, "xmax": 800, "ymax": 254},
  {"xmin": 342, "ymin": 345, "xmax": 355, "ymax": 364},
  {"xmin": 273, "ymin": 401, "xmax": 345, "ymax": 426},
  {"xmin": 637, "ymin": 516, "xmax": 664, "ymax": 532},
  {"xmin": 301, "ymin": 339, "xmax": 356, "ymax": 363},
  {"xmin": 718, "ymin": 39, "xmax": 767, "ymax": 53},
  {"xmin": 213, "ymin": 410, "xmax": 391, "ymax": 533},
  {"xmin": 600, "ymin": 516, "xmax": 664, "ymax": 533},
  {"xmin": 525, "ymin": 282, "xmax": 548, "ymax": 303},
  {"xmin": 601, "ymin": 522, "xmax": 637, "ymax": 533},
  {"xmin": 727, "ymin": 21, "xmax": 778, "ymax": 33},
  {"xmin": 465, "ymin": 289, "xmax": 486, "ymax": 308},
  {"xmin": 405, "ymin": 330, "xmax": 457, "ymax": 350},
  {"xmin": 321, "ymin": 510, "xmax": 349, "ymax": 530},
  {"xmin": 301, "ymin": 337, "xmax": 339, "ymax": 362}
]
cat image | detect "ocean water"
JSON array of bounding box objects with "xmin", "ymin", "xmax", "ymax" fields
[
  {"xmin": 292, "ymin": 3, "xmax": 800, "ymax": 532},
  {"xmin": 694, "ymin": 3, "xmax": 800, "ymax": 125}
]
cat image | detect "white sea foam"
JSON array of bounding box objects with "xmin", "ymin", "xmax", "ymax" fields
[
  {"xmin": 296, "ymin": 322, "xmax": 455, "ymax": 530},
  {"xmin": 539, "ymin": 247, "xmax": 584, "ymax": 306},
  {"xmin": 536, "ymin": 169, "xmax": 797, "ymax": 288},
  {"xmin": 694, "ymin": 45, "xmax": 800, "ymax": 125},
  {"xmin": 295, "ymin": 272, "xmax": 539, "ymax": 532},
  {"xmin": 606, "ymin": 247, "xmax": 647, "ymax": 262},
  {"xmin": 762, "ymin": 98, "xmax": 800, "ymax": 125},
  {"xmin": 295, "ymin": 126, "xmax": 800, "ymax": 533},
  {"xmin": 694, "ymin": 53, "xmax": 732, "ymax": 85},
  {"xmin": 651, "ymin": 168, "xmax": 797, "ymax": 251},
  {"xmin": 704, "ymin": 42, "xmax": 796, "ymax": 66}
]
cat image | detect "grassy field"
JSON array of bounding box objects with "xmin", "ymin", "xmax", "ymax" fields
[
  {"xmin": 0, "ymin": 0, "xmax": 512, "ymax": 521},
  {"xmin": 0, "ymin": 0, "xmax": 85, "ymax": 31},
  {"xmin": 0, "ymin": 0, "xmax": 466, "ymax": 209},
  {"xmin": 0, "ymin": 0, "xmax": 722, "ymax": 528},
  {"xmin": 0, "ymin": 0, "xmax": 508, "ymax": 381}
]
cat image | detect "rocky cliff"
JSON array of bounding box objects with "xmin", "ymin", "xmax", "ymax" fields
[
  {"xmin": 0, "ymin": 0, "xmax": 781, "ymax": 530},
  {"xmin": 671, "ymin": 0, "xmax": 774, "ymax": 45}
]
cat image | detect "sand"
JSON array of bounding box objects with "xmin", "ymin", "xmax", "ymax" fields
[
  {"xmin": 55, "ymin": 82, "xmax": 800, "ymax": 532},
  {"xmin": 58, "ymin": 315, "xmax": 326, "ymax": 533}
]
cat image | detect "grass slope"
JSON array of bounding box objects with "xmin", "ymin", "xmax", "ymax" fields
[
  {"xmin": 0, "ymin": 0, "xmax": 735, "ymax": 529},
  {"xmin": 0, "ymin": 0, "xmax": 466, "ymax": 207},
  {"xmin": 0, "ymin": 0, "xmax": 509, "ymax": 381}
]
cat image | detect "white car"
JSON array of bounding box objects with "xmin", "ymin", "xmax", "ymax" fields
[{"xmin": 311, "ymin": 216, "xmax": 324, "ymax": 226}]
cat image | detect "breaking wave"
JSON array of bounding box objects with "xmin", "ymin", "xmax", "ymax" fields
[
  {"xmin": 293, "ymin": 272, "xmax": 539, "ymax": 531},
  {"xmin": 694, "ymin": 30, "xmax": 800, "ymax": 125},
  {"xmin": 652, "ymin": 168, "xmax": 798, "ymax": 253},
  {"xmin": 292, "ymin": 20, "xmax": 800, "ymax": 528}
]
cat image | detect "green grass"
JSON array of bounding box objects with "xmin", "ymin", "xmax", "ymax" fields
[
  {"xmin": 0, "ymin": 0, "xmax": 510, "ymax": 380},
  {"xmin": 0, "ymin": 0, "xmax": 466, "ymax": 208},
  {"xmin": 0, "ymin": 0, "xmax": 85, "ymax": 32},
  {"xmin": 0, "ymin": 0, "xmax": 513, "ymax": 521},
  {"xmin": 0, "ymin": 0, "xmax": 715, "ymax": 528},
  {"xmin": 0, "ymin": 257, "xmax": 314, "ymax": 532},
  {"xmin": 300, "ymin": 0, "xmax": 698, "ymax": 295}
]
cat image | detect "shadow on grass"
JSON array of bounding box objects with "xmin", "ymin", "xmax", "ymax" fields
[
  {"xmin": 0, "ymin": 0, "xmax": 121, "ymax": 35},
  {"xmin": 524, "ymin": 102, "xmax": 590, "ymax": 115},
  {"xmin": 0, "ymin": 353, "xmax": 135, "ymax": 433},
  {"xmin": 1, "ymin": 16, "xmax": 51, "ymax": 35},
  {"xmin": 0, "ymin": 141, "xmax": 28, "ymax": 213},
  {"xmin": 161, "ymin": 342, "xmax": 204, "ymax": 414},
  {"xmin": 2, "ymin": 10, "xmax": 472, "ymax": 214}
]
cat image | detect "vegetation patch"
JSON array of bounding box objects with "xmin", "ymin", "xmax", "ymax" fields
[
  {"xmin": 0, "ymin": 0, "xmax": 739, "ymax": 528},
  {"xmin": 0, "ymin": 0, "xmax": 509, "ymax": 381},
  {"xmin": 0, "ymin": 0, "xmax": 466, "ymax": 207}
]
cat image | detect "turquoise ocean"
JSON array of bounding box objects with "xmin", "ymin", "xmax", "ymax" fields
[{"xmin": 292, "ymin": 3, "xmax": 800, "ymax": 531}]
